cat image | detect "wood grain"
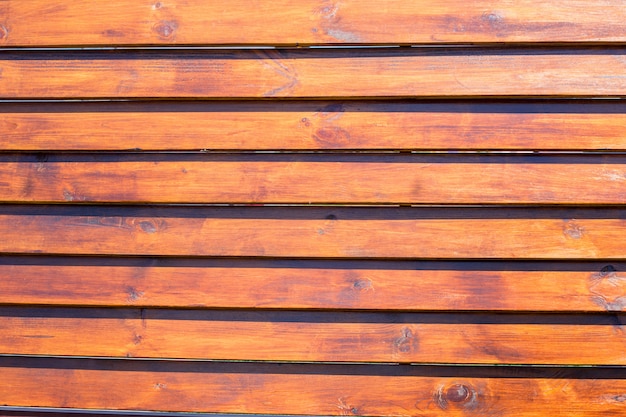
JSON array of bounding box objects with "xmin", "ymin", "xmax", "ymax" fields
[
  {"xmin": 2, "ymin": 1, "xmax": 626, "ymax": 46},
  {"xmin": 2, "ymin": 48, "xmax": 626, "ymax": 98},
  {"xmin": 2, "ymin": 308, "xmax": 626, "ymax": 364},
  {"xmin": 4, "ymin": 100, "xmax": 626, "ymax": 151},
  {"xmin": 1, "ymin": 262, "xmax": 624, "ymax": 311},
  {"xmin": 0, "ymin": 412, "xmax": 205, "ymax": 417},
  {"xmin": 0, "ymin": 412, "xmax": 212, "ymax": 417},
  {"xmin": 0, "ymin": 101, "xmax": 626, "ymax": 151},
  {"xmin": 4, "ymin": 156, "xmax": 626, "ymax": 204},
  {"xmin": 0, "ymin": 207, "xmax": 624, "ymax": 259},
  {"xmin": 1, "ymin": 359, "xmax": 626, "ymax": 416},
  {"xmin": 4, "ymin": 2, "xmax": 626, "ymax": 416}
]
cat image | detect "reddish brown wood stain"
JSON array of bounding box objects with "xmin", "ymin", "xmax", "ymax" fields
[
  {"xmin": 3, "ymin": 312, "xmax": 626, "ymax": 364},
  {"xmin": 0, "ymin": 212, "xmax": 624, "ymax": 258},
  {"xmin": 1, "ymin": 362, "xmax": 626, "ymax": 416},
  {"xmin": 1, "ymin": 264, "xmax": 625, "ymax": 311},
  {"xmin": 3, "ymin": 100, "xmax": 626, "ymax": 151},
  {"xmin": 4, "ymin": 158, "xmax": 626, "ymax": 204},
  {"xmin": 2, "ymin": 1, "xmax": 626, "ymax": 46},
  {"xmin": 1, "ymin": 1, "xmax": 624, "ymax": 416},
  {"xmin": 3, "ymin": 49, "xmax": 626, "ymax": 98}
]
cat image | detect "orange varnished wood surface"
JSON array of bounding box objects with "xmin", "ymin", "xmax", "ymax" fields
[
  {"xmin": 2, "ymin": 3, "xmax": 626, "ymax": 416},
  {"xmin": 3, "ymin": 101, "xmax": 626, "ymax": 151},
  {"xmin": 2, "ymin": 49, "xmax": 626, "ymax": 98},
  {"xmin": 0, "ymin": 208, "xmax": 623, "ymax": 259},
  {"xmin": 3, "ymin": 157, "xmax": 626, "ymax": 204},
  {"xmin": 2, "ymin": 308, "xmax": 626, "ymax": 364},
  {"xmin": 1, "ymin": 358, "xmax": 626, "ymax": 416},
  {"xmin": 2, "ymin": 0, "xmax": 626, "ymax": 46},
  {"xmin": 1, "ymin": 262, "xmax": 623, "ymax": 312}
]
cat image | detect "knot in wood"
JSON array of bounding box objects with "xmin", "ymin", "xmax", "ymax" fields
[
  {"xmin": 446, "ymin": 384, "xmax": 471, "ymax": 403},
  {"xmin": 563, "ymin": 220, "xmax": 584, "ymax": 239},
  {"xmin": 153, "ymin": 20, "xmax": 177, "ymax": 39}
]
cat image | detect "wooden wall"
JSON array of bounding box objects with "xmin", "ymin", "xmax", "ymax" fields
[{"xmin": 1, "ymin": 1, "xmax": 626, "ymax": 416}]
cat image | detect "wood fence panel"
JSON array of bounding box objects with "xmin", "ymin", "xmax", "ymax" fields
[{"xmin": 1, "ymin": 2, "xmax": 625, "ymax": 416}]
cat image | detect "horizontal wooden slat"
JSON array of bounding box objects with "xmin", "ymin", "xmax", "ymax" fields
[
  {"xmin": 2, "ymin": 1, "xmax": 626, "ymax": 46},
  {"xmin": 3, "ymin": 99, "xmax": 626, "ymax": 151},
  {"xmin": 0, "ymin": 206, "xmax": 624, "ymax": 259},
  {"xmin": 4, "ymin": 155, "xmax": 626, "ymax": 204},
  {"xmin": 4, "ymin": 100, "xmax": 626, "ymax": 151},
  {"xmin": 0, "ymin": 411, "xmax": 229, "ymax": 417},
  {"xmin": 1, "ymin": 260, "xmax": 624, "ymax": 311},
  {"xmin": 3, "ymin": 48, "xmax": 626, "ymax": 98},
  {"xmin": 0, "ymin": 412, "xmax": 220, "ymax": 417},
  {"xmin": 2, "ymin": 308, "xmax": 626, "ymax": 364},
  {"xmin": 0, "ymin": 412, "xmax": 203, "ymax": 417},
  {"xmin": 1, "ymin": 358, "xmax": 626, "ymax": 416}
]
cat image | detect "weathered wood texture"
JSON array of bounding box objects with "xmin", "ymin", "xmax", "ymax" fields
[
  {"xmin": 1, "ymin": 260, "xmax": 624, "ymax": 311},
  {"xmin": 2, "ymin": 358, "xmax": 626, "ymax": 416},
  {"xmin": 2, "ymin": 49, "xmax": 626, "ymax": 98},
  {"xmin": 4, "ymin": 101, "xmax": 626, "ymax": 151},
  {"xmin": 2, "ymin": 1, "xmax": 626, "ymax": 46}
]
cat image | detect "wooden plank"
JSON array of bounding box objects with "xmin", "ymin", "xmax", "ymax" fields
[
  {"xmin": 0, "ymin": 412, "xmax": 220, "ymax": 417},
  {"xmin": 2, "ymin": 308, "xmax": 626, "ymax": 364},
  {"xmin": 0, "ymin": 206, "xmax": 624, "ymax": 259},
  {"xmin": 4, "ymin": 100, "xmax": 626, "ymax": 151},
  {"xmin": 1, "ymin": 358, "xmax": 626, "ymax": 416},
  {"xmin": 0, "ymin": 411, "xmax": 227, "ymax": 417},
  {"xmin": 2, "ymin": 1, "xmax": 626, "ymax": 46},
  {"xmin": 3, "ymin": 48, "xmax": 626, "ymax": 99},
  {"xmin": 4, "ymin": 155, "xmax": 626, "ymax": 204},
  {"xmin": 2, "ymin": 261, "xmax": 625, "ymax": 312}
]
